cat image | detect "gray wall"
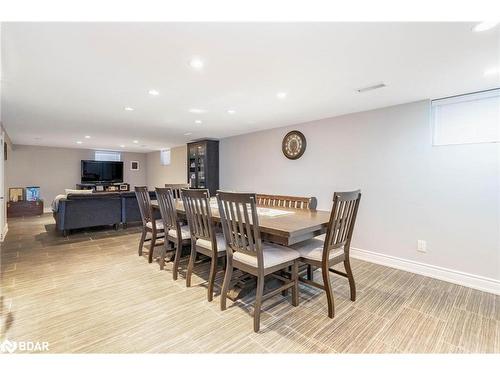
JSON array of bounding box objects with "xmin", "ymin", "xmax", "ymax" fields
[
  {"xmin": 146, "ymin": 145, "xmax": 187, "ymax": 190},
  {"xmin": 5, "ymin": 145, "xmax": 147, "ymax": 209},
  {"xmin": 220, "ymin": 100, "xmax": 500, "ymax": 280}
]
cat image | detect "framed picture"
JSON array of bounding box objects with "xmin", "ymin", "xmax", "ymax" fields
[
  {"xmin": 9, "ymin": 187, "xmax": 25, "ymax": 202},
  {"xmin": 131, "ymin": 161, "xmax": 139, "ymax": 171},
  {"xmin": 25, "ymin": 186, "xmax": 41, "ymax": 201}
]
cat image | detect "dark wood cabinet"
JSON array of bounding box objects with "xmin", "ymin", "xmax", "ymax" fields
[
  {"xmin": 187, "ymin": 140, "xmax": 219, "ymax": 195},
  {"xmin": 7, "ymin": 200, "xmax": 44, "ymax": 218}
]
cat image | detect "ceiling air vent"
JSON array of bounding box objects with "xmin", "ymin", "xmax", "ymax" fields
[{"xmin": 356, "ymin": 83, "xmax": 387, "ymax": 93}]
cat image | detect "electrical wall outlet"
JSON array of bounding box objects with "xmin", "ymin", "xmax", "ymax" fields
[{"xmin": 417, "ymin": 240, "xmax": 427, "ymax": 253}]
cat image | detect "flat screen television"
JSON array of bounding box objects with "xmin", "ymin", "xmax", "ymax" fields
[{"xmin": 81, "ymin": 160, "xmax": 124, "ymax": 183}]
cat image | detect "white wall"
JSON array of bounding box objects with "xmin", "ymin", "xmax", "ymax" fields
[
  {"xmin": 146, "ymin": 145, "xmax": 187, "ymax": 190},
  {"xmin": 220, "ymin": 100, "xmax": 500, "ymax": 284},
  {"xmin": 5, "ymin": 145, "xmax": 147, "ymax": 209}
]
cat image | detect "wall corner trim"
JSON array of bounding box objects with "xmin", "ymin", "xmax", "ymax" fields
[{"xmin": 350, "ymin": 247, "xmax": 500, "ymax": 295}]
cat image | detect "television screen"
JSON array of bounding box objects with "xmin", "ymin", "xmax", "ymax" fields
[{"xmin": 81, "ymin": 160, "xmax": 124, "ymax": 183}]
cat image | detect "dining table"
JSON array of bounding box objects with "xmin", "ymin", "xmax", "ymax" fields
[
  {"xmin": 151, "ymin": 197, "xmax": 331, "ymax": 300},
  {"xmin": 151, "ymin": 197, "xmax": 332, "ymax": 246}
]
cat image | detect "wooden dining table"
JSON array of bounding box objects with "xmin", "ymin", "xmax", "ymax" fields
[{"xmin": 151, "ymin": 197, "xmax": 331, "ymax": 246}]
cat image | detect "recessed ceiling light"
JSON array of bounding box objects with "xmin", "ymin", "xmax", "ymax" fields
[
  {"xmin": 484, "ymin": 67, "xmax": 499, "ymax": 76},
  {"xmin": 227, "ymin": 109, "xmax": 236, "ymax": 114},
  {"xmin": 124, "ymin": 107, "xmax": 134, "ymax": 111},
  {"xmin": 133, "ymin": 140, "xmax": 139, "ymax": 144},
  {"xmin": 76, "ymin": 141, "xmax": 83, "ymax": 144},
  {"xmin": 276, "ymin": 92, "xmax": 287, "ymax": 99},
  {"xmin": 472, "ymin": 22, "xmax": 499, "ymax": 32},
  {"xmin": 148, "ymin": 89, "xmax": 159, "ymax": 96},
  {"xmin": 184, "ymin": 132, "xmax": 192, "ymax": 136},
  {"xmin": 120, "ymin": 145, "xmax": 125, "ymax": 148},
  {"xmin": 195, "ymin": 120, "xmax": 202, "ymax": 124},
  {"xmin": 84, "ymin": 135, "xmax": 91, "ymax": 139},
  {"xmin": 189, "ymin": 58, "xmax": 204, "ymax": 70},
  {"xmin": 189, "ymin": 108, "xmax": 206, "ymax": 114}
]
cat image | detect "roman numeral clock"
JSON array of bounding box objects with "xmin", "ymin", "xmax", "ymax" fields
[{"xmin": 282, "ymin": 130, "xmax": 307, "ymax": 160}]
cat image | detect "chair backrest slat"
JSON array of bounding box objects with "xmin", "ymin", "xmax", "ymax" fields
[
  {"xmin": 181, "ymin": 189, "xmax": 214, "ymax": 242},
  {"xmin": 324, "ymin": 190, "xmax": 361, "ymax": 259},
  {"xmin": 217, "ymin": 191, "xmax": 263, "ymax": 266},
  {"xmin": 155, "ymin": 187, "xmax": 178, "ymax": 231},
  {"xmin": 165, "ymin": 183, "xmax": 190, "ymax": 199},
  {"xmin": 134, "ymin": 186, "xmax": 153, "ymax": 225},
  {"xmin": 256, "ymin": 194, "xmax": 317, "ymax": 210}
]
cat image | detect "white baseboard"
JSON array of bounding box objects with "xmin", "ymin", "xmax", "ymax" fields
[
  {"xmin": 0, "ymin": 223, "xmax": 8, "ymax": 242},
  {"xmin": 350, "ymin": 247, "xmax": 500, "ymax": 295}
]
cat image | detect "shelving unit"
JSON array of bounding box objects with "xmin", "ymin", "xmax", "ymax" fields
[{"xmin": 187, "ymin": 139, "xmax": 219, "ymax": 195}]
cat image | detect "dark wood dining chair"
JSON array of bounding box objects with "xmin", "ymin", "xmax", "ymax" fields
[
  {"xmin": 181, "ymin": 188, "xmax": 226, "ymax": 301},
  {"xmin": 155, "ymin": 187, "xmax": 191, "ymax": 277},
  {"xmin": 135, "ymin": 186, "xmax": 165, "ymax": 264},
  {"xmin": 290, "ymin": 190, "xmax": 361, "ymax": 318},
  {"xmin": 216, "ymin": 191, "xmax": 301, "ymax": 332},
  {"xmin": 165, "ymin": 183, "xmax": 189, "ymax": 199},
  {"xmin": 256, "ymin": 194, "xmax": 317, "ymax": 210}
]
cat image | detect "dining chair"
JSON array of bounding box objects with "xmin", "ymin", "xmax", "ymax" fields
[
  {"xmin": 290, "ymin": 190, "xmax": 361, "ymax": 318},
  {"xmin": 217, "ymin": 191, "xmax": 300, "ymax": 332},
  {"xmin": 256, "ymin": 194, "xmax": 317, "ymax": 210},
  {"xmin": 135, "ymin": 186, "xmax": 165, "ymax": 264},
  {"xmin": 155, "ymin": 187, "xmax": 191, "ymax": 277},
  {"xmin": 181, "ymin": 188, "xmax": 226, "ymax": 301},
  {"xmin": 165, "ymin": 183, "xmax": 190, "ymax": 199}
]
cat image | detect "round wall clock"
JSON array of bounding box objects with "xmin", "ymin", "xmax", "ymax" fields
[{"xmin": 282, "ymin": 130, "xmax": 307, "ymax": 160}]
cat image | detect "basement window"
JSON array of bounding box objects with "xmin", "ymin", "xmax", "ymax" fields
[
  {"xmin": 160, "ymin": 149, "xmax": 171, "ymax": 166},
  {"xmin": 95, "ymin": 151, "xmax": 121, "ymax": 161},
  {"xmin": 432, "ymin": 89, "xmax": 500, "ymax": 146}
]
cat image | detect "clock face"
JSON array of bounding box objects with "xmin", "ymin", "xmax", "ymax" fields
[{"xmin": 282, "ymin": 131, "xmax": 306, "ymax": 160}]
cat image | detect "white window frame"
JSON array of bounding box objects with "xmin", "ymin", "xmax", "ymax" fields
[
  {"xmin": 431, "ymin": 89, "xmax": 500, "ymax": 146},
  {"xmin": 160, "ymin": 149, "xmax": 171, "ymax": 166},
  {"xmin": 95, "ymin": 151, "xmax": 121, "ymax": 161}
]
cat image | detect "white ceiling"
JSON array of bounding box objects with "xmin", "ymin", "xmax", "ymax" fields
[{"xmin": 1, "ymin": 22, "xmax": 499, "ymax": 152}]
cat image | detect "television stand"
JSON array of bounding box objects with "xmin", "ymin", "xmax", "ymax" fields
[{"xmin": 76, "ymin": 183, "xmax": 130, "ymax": 192}]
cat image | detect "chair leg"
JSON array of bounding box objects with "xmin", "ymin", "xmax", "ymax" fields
[
  {"xmin": 138, "ymin": 228, "xmax": 146, "ymax": 256},
  {"xmin": 159, "ymin": 239, "xmax": 167, "ymax": 270},
  {"xmin": 207, "ymin": 255, "xmax": 218, "ymax": 302},
  {"xmin": 307, "ymin": 265, "xmax": 314, "ymax": 280},
  {"xmin": 344, "ymin": 258, "xmax": 356, "ymax": 301},
  {"xmin": 254, "ymin": 275, "xmax": 265, "ymax": 333},
  {"xmin": 186, "ymin": 242, "xmax": 197, "ymax": 287},
  {"xmin": 291, "ymin": 261, "xmax": 299, "ymax": 307},
  {"xmin": 172, "ymin": 239, "xmax": 182, "ymax": 280},
  {"xmin": 148, "ymin": 232, "xmax": 156, "ymax": 263},
  {"xmin": 220, "ymin": 259, "xmax": 233, "ymax": 311},
  {"xmin": 322, "ymin": 263, "xmax": 335, "ymax": 318}
]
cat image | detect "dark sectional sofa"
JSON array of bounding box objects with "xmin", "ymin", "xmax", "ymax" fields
[{"xmin": 53, "ymin": 191, "xmax": 158, "ymax": 235}]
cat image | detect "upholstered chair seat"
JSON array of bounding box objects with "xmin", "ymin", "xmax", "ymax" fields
[
  {"xmin": 290, "ymin": 237, "xmax": 344, "ymax": 262},
  {"xmin": 233, "ymin": 244, "xmax": 300, "ymax": 269},
  {"xmin": 196, "ymin": 233, "xmax": 227, "ymax": 252},
  {"xmin": 167, "ymin": 225, "xmax": 191, "ymax": 239},
  {"xmin": 146, "ymin": 219, "xmax": 165, "ymax": 230}
]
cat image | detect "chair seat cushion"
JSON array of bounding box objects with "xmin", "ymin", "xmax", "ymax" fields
[
  {"xmin": 168, "ymin": 225, "xmax": 191, "ymax": 240},
  {"xmin": 196, "ymin": 233, "xmax": 226, "ymax": 253},
  {"xmin": 146, "ymin": 219, "xmax": 165, "ymax": 231},
  {"xmin": 233, "ymin": 243, "xmax": 299, "ymax": 269},
  {"xmin": 290, "ymin": 237, "xmax": 344, "ymax": 262}
]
